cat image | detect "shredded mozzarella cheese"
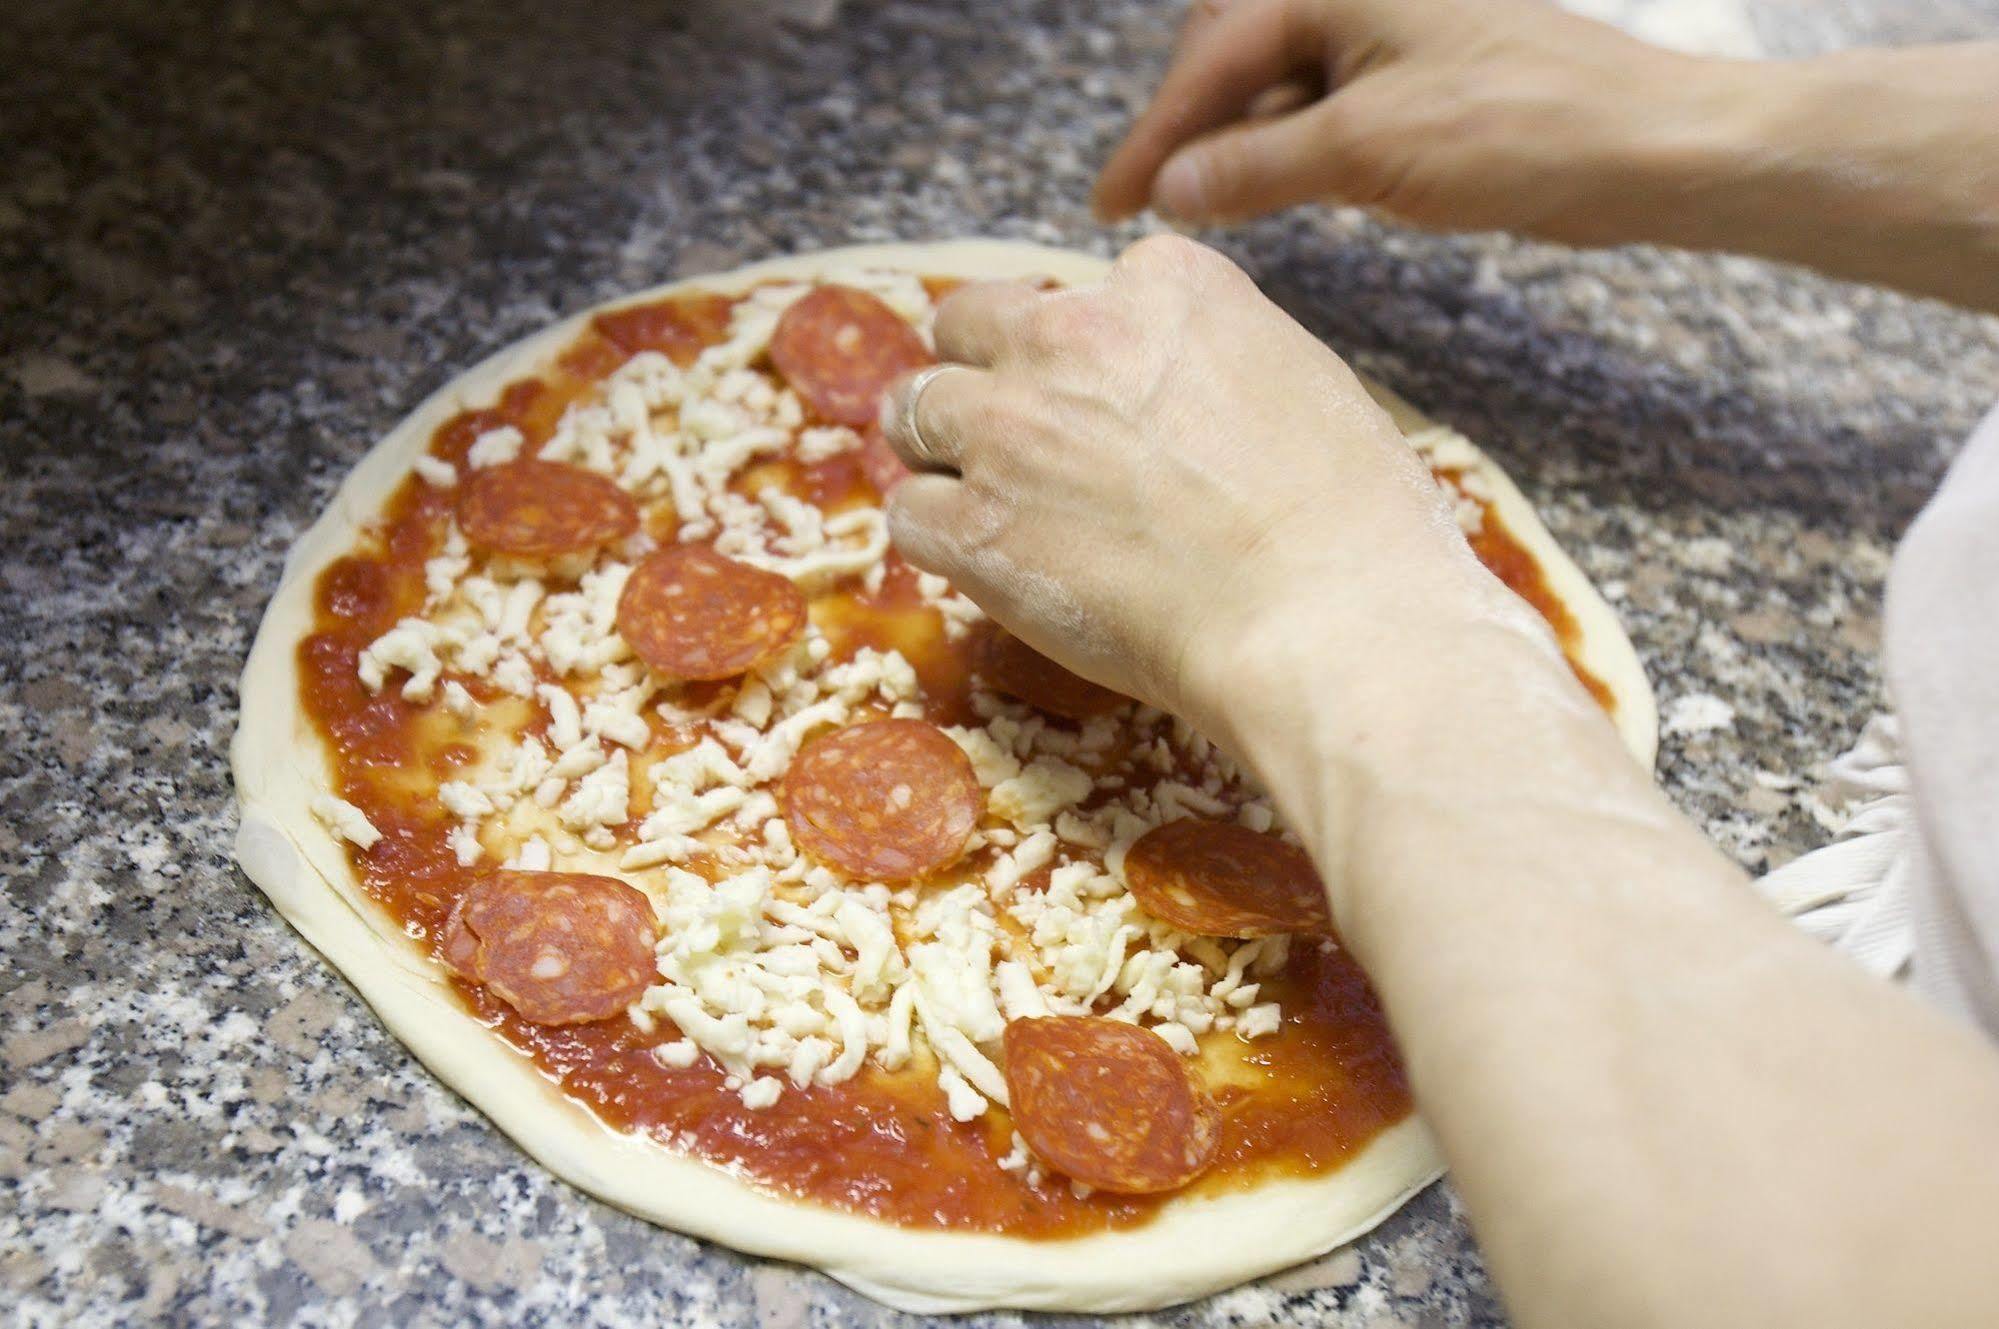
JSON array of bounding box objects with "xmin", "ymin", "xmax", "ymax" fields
[{"xmin": 356, "ymin": 273, "xmax": 1304, "ymax": 1165}]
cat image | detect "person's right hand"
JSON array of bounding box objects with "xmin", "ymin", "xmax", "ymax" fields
[
  {"xmin": 1094, "ymin": 0, "xmax": 1999, "ymax": 313},
  {"xmin": 1093, "ymin": 0, "xmax": 1746, "ymax": 243}
]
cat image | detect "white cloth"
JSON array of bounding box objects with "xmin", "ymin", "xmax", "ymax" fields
[{"xmin": 1754, "ymin": 405, "xmax": 1999, "ymax": 1038}]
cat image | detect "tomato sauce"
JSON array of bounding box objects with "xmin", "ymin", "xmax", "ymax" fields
[
  {"xmin": 298, "ymin": 285, "xmax": 1615, "ymax": 1235},
  {"xmin": 1442, "ymin": 469, "xmax": 1615, "ymax": 709}
]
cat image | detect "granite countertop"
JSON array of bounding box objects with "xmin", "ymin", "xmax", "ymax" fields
[{"xmin": 4, "ymin": 0, "xmax": 1998, "ymax": 1324}]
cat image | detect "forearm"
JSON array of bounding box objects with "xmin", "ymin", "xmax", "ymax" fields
[
  {"xmin": 1605, "ymin": 45, "xmax": 1999, "ymax": 311},
  {"xmin": 1098, "ymin": 0, "xmax": 1999, "ymax": 314},
  {"xmin": 1214, "ymin": 603, "xmax": 1999, "ymax": 1329}
]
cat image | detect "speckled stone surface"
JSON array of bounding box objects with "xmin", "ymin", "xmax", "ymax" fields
[{"xmin": 4, "ymin": 0, "xmax": 1997, "ymax": 1324}]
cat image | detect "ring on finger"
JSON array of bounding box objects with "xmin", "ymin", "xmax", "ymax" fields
[{"xmin": 899, "ymin": 364, "xmax": 969, "ymax": 473}]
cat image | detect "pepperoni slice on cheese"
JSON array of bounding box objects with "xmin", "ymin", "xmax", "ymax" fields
[
  {"xmin": 439, "ymin": 870, "xmax": 657, "ymax": 1025},
  {"xmin": 977, "ymin": 628, "xmax": 1127, "ymax": 721},
  {"xmin": 617, "ymin": 545, "xmax": 806, "ymax": 681},
  {"xmin": 769, "ymin": 285, "xmax": 932, "ymax": 427},
  {"xmin": 1123, "ymin": 818, "xmax": 1333, "ymax": 938},
  {"xmin": 458, "ymin": 459, "xmax": 639, "ymax": 557},
  {"xmin": 781, "ymin": 719, "xmax": 980, "ymax": 880},
  {"xmin": 1002, "ymin": 1016, "xmax": 1221, "ymax": 1195},
  {"xmin": 591, "ymin": 292, "xmax": 735, "ymax": 366}
]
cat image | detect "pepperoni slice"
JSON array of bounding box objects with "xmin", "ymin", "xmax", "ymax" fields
[
  {"xmin": 439, "ymin": 870, "xmax": 657, "ymax": 1025},
  {"xmin": 617, "ymin": 545, "xmax": 806, "ymax": 681},
  {"xmin": 977, "ymin": 628, "xmax": 1127, "ymax": 721},
  {"xmin": 1003, "ymin": 1016, "xmax": 1220, "ymax": 1195},
  {"xmin": 781, "ymin": 719, "xmax": 980, "ymax": 880},
  {"xmin": 458, "ymin": 459, "xmax": 639, "ymax": 557},
  {"xmin": 769, "ymin": 285, "xmax": 932, "ymax": 427},
  {"xmin": 591, "ymin": 292, "xmax": 735, "ymax": 366},
  {"xmin": 1123, "ymin": 818, "xmax": 1333, "ymax": 938}
]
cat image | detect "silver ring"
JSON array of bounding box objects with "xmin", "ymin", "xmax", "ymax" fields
[{"xmin": 899, "ymin": 364, "xmax": 962, "ymax": 472}]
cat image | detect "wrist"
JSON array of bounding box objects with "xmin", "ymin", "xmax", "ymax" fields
[
  {"xmin": 1192, "ymin": 552, "xmax": 1661, "ymax": 944},
  {"xmin": 1173, "ymin": 495, "xmax": 1502, "ymax": 764},
  {"xmin": 1584, "ymin": 54, "xmax": 1812, "ymax": 256},
  {"xmin": 1645, "ymin": 47, "xmax": 1999, "ymax": 309}
]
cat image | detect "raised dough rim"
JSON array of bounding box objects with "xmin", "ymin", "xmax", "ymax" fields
[
  {"xmin": 232, "ymin": 238, "xmax": 1651, "ymax": 1313},
  {"xmin": 1363, "ymin": 385, "xmax": 1659, "ymax": 767}
]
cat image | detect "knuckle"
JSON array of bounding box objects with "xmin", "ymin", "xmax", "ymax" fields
[
  {"xmin": 979, "ymin": 377, "xmax": 1040, "ymax": 436},
  {"xmin": 1113, "ymin": 234, "xmax": 1251, "ymax": 301},
  {"xmin": 1021, "ymin": 289, "xmax": 1119, "ymax": 354},
  {"xmin": 930, "ymin": 287, "xmax": 971, "ymax": 335},
  {"xmin": 934, "ymin": 280, "xmax": 1031, "ymax": 357},
  {"xmin": 930, "ymin": 289, "xmax": 986, "ymax": 348},
  {"xmin": 1315, "ymin": 93, "xmax": 1415, "ymax": 211},
  {"xmin": 1114, "ymin": 232, "xmax": 1212, "ymax": 279},
  {"xmin": 994, "ymin": 285, "xmax": 1048, "ymax": 348}
]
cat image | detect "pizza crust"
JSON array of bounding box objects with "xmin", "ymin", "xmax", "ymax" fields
[
  {"xmin": 232, "ymin": 239, "xmax": 1654, "ymax": 1312},
  {"xmin": 1363, "ymin": 384, "xmax": 1658, "ymax": 767}
]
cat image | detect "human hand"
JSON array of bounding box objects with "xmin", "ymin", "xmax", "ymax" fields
[
  {"xmin": 879, "ymin": 235, "xmax": 1554, "ymax": 747},
  {"xmin": 1094, "ymin": 0, "xmax": 1999, "ymax": 311},
  {"xmin": 1094, "ymin": 0, "xmax": 1746, "ymax": 243}
]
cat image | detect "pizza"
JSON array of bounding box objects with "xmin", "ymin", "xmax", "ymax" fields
[{"xmin": 233, "ymin": 241, "xmax": 1656, "ymax": 1312}]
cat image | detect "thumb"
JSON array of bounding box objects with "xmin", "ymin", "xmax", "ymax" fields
[{"xmin": 1152, "ymin": 96, "xmax": 1381, "ymax": 223}]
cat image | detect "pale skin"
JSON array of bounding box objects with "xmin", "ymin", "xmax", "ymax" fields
[{"xmin": 880, "ymin": 3, "xmax": 1999, "ymax": 1327}]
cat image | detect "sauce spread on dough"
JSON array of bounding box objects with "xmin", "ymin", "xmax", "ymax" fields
[
  {"xmin": 298, "ymin": 282, "xmax": 1616, "ymax": 1235},
  {"xmin": 1440, "ymin": 469, "xmax": 1614, "ymax": 709}
]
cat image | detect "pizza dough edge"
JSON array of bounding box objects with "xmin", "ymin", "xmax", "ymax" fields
[
  {"xmin": 1364, "ymin": 382, "xmax": 1660, "ymax": 769},
  {"xmin": 232, "ymin": 237, "xmax": 1653, "ymax": 1312}
]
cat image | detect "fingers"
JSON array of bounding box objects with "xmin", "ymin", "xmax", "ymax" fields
[
  {"xmin": 1152, "ymin": 96, "xmax": 1368, "ymax": 222},
  {"xmin": 884, "ymin": 473, "xmax": 980, "ymax": 580},
  {"xmin": 931, "ymin": 280, "xmax": 1041, "ymax": 367},
  {"xmin": 879, "ymin": 363, "xmax": 993, "ymax": 475},
  {"xmin": 1246, "ymin": 78, "xmax": 1319, "ymax": 120},
  {"xmin": 1174, "ymin": 0, "xmax": 1243, "ymax": 55},
  {"xmin": 1093, "ymin": 0, "xmax": 1324, "ymax": 220}
]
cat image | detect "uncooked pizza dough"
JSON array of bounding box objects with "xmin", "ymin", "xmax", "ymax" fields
[{"xmin": 233, "ymin": 240, "xmax": 1655, "ymax": 1312}]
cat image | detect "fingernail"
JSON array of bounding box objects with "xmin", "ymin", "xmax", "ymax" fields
[{"xmin": 1154, "ymin": 152, "xmax": 1209, "ymax": 222}]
